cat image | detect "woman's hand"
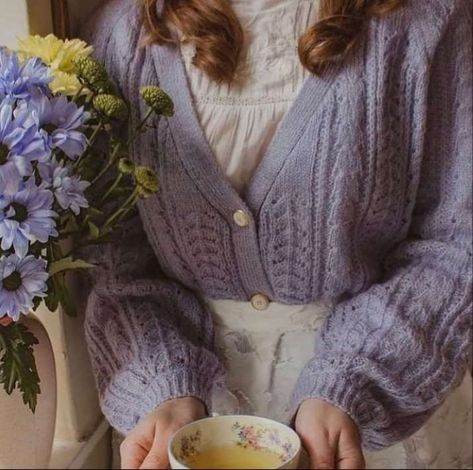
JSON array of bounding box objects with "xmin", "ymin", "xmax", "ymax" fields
[
  {"xmin": 0, "ymin": 317, "xmax": 13, "ymax": 327},
  {"xmin": 120, "ymin": 396, "xmax": 206, "ymax": 469},
  {"xmin": 295, "ymin": 398, "xmax": 365, "ymax": 470}
]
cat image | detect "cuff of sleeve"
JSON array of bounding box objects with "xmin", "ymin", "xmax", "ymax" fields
[
  {"xmin": 289, "ymin": 361, "xmax": 393, "ymax": 451},
  {"xmin": 99, "ymin": 353, "xmax": 226, "ymax": 435}
]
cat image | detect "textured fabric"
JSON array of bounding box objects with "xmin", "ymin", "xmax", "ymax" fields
[
  {"xmin": 181, "ymin": 0, "xmax": 317, "ymax": 192},
  {"xmin": 81, "ymin": 0, "xmax": 473, "ymax": 451},
  {"xmin": 207, "ymin": 299, "xmax": 472, "ymax": 469},
  {"xmin": 186, "ymin": 0, "xmax": 328, "ymax": 352},
  {"xmin": 208, "ymin": 299, "xmax": 334, "ymax": 422}
]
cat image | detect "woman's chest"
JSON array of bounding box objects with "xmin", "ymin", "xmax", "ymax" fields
[
  {"xmin": 180, "ymin": 0, "xmax": 318, "ymax": 193},
  {"xmin": 135, "ymin": 33, "xmax": 427, "ymax": 301}
]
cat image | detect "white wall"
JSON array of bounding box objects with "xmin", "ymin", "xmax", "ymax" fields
[
  {"xmin": 0, "ymin": 0, "xmax": 107, "ymax": 49},
  {"xmin": 0, "ymin": 0, "xmax": 53, "ymax": 48}
]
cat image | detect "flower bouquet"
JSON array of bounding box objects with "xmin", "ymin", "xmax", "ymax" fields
[{"xmin": 0, "ymin": 35, "xmax": 173, "ymax": 411}]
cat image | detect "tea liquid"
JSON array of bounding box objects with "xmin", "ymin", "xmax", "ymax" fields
[{"xmin": 185, "ymin": 445, "xmax": 283, "ymax": 469}]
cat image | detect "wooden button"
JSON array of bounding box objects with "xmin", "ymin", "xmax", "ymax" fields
[
  {"xmin": 250, "ymin": 293, "xmax": 270, "ymax": 311},
  {"xmin": 233, "ymin": 209, "xmax": 250, "ymax": 227}
]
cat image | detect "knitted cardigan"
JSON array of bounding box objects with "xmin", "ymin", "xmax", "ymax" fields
[{"xmin": 82, "ymin": 0, "xmax": 472, "ymax": 450}]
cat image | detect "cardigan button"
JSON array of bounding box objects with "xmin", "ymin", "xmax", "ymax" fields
[
  {"xmin": 233, "ymin": 209, "xmax": 250, "ymax": 227},
  {"xmin": 250, "ymin": 293, "xmax": 270, "ymax": 311}
]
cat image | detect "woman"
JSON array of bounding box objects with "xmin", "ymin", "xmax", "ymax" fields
[{"xmin": 81, "ymin": 0, "xmax": 472, "ymax": 468}]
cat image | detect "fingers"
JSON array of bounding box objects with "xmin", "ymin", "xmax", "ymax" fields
[
  {"xmin": 120, "ymin": 438, "xmax": 149, "ymax": 469},
  {"xmin": 139, "ymin": 426, "xmax": 173, "ymax": 469},
  {"xmin": 294, "ymin": 399, "xmax": 365, "ymax": 470},
  {"xmin": 299, "ymin": 429, "xmax": 336, "ymax": 469},
  {"xmin": 120, "ymin": 398, "xmax": 206, "ymax": 470},
  {"xmin": 336, "ymin": 426, "xmax": 365, "ymax": 470},
  {"xmin": 300, "ymin": 428, "xmax": 364, "ymax": 470},
  {"xmin": 139, "ymin": 447, "xmax": 169, "ymax": 469},
  {"xmin": 338, "ymin": 454, "xmax": 365, "ymax": 470},
  {"xmin": 139, "ymin": 448, "xmax": 169, "ymax": 469}
]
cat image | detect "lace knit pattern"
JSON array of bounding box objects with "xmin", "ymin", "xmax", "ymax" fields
[{"xmin": 82, "ymin": 0, "xmax": 472, "ymax": 450}]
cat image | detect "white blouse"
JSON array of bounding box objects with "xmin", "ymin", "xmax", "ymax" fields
[
  {"xmin": 180, "ymin": 0, "xmax": 319, "ymax": 193},
  {"xmin": 181, "ymin": 1, "xmax": 320, "ymax": 316}
]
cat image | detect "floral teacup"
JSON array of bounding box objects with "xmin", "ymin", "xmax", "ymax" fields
[{"xmin": 168, "ymin": 415, "xmax": 301, "ymax": 469}]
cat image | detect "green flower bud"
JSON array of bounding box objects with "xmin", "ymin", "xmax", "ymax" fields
[
  {"xmin": 137, "ymin": 185, "xmax": 155, "ymax": 199},
  {"xmin": 134, "ymin": 166, "xmax": 159, "ymax": 193},
  {"xmin": 118, "ymin": 158, "xmax": 135, "ymax": 175},
  {"xmin": 140, "ymin": 86, "xmax": 174, "ymax": 116},
  {"xmin": 93, "ymin": 94, "xmax": 128, "ymax": 121},
  {"xmin": 74, "ymin": 56, "xmax": 108, "ymax": 89}
]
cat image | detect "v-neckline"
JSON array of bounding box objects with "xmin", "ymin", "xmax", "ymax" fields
[{"xmin": 151, "ymin": 41, "xmax": 340, "ymax": 218}]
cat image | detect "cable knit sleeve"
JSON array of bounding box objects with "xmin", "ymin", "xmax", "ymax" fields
[
  {"xmin": 291, "ymin": 1, "xmax": 472, "ymax": 450},
  {"xmin": 80, "ymin": 1, "xmax": 225, "ymax": 434}
]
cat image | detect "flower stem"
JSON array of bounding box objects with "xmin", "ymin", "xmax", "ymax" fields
[
  {"xmin": 88, "ymin": 121, "xmax": 104, "ymax": 147},
  {"xmin": 103, "ymin": 187, "xmax": 139, "ymax": 230},
  {"xmin": 72, "ymin": 85, "xmax": 85, "ymax": 102},
  {"xmin": 73, "ymin": 121, "xmax": 104, "ymax": 169},
  {"xmin": 90, "ymin": 141, "xmax": 122, "ymax": 185},
  {"xmin": 99, "ymin": 173, "xmax": 123, "ymax": 204},
  {"xmin": 126, "ymin": 109, "xmax": 154, "ymax": 147},
  {"xmin": 137, "ymin": 109, "xmax": 154, "ymax": 133}
]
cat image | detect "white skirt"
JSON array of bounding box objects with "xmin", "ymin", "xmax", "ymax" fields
[{"xmin": 206, "ymin": 298, "xmax": 473, "ymax": 469}]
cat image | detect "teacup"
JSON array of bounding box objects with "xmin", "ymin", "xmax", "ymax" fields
[{"xmin": 168, "ymin": 415, "xmax": 301, "ymax": 469}]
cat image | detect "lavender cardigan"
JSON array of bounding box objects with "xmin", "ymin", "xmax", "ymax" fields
[{"xmin": 82, "ymin": 0, "xmax": 472, "ymax": 450}]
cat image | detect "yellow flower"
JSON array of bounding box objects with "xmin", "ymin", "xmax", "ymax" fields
[
  {"xmin": 17, "ymin": 34, "xmax": 93, "ymax": 96},
  {"xmin": 17, "ymin": 34, "xmax": 92, "ymax": 74},
  {"xmin": 49, "ymin": 70, "xmax": 84, "ymax": 96}
]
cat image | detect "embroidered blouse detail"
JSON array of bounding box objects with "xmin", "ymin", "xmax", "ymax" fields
[{"xmin": 180, "ymin": 0, "xmax": 318, "ymax": 192}]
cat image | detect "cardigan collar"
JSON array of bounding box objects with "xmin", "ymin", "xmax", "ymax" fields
[{"xmin": 151, "ymin": 40, "xmax": 342, "ymax": 217}]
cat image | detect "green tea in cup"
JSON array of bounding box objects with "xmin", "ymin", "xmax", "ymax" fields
[
  {"xmin": 185, "ymin": 444, "xmax": 283, "ymax": 469},
  {"xmin": 168, "ymin": 415, "xmax": 301, "ymax": 469}
]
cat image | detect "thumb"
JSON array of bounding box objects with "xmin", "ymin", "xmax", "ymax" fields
[
  {"xmin": 300, "ymin": 430, "xmax": 336, "ymax": 470},
  {"xmin": 139, "ymin": 432, "xmax": 170, "ymax": 470},
  {"xmin": 337, "ymin": 426, "xmax": 365, "ymax": 469}
]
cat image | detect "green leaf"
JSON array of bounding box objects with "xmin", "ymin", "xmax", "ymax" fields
[
  {"xmin": 0, "ymin": 324, "xmax": 41, "ymax": 412},
  {"xmin": 52, "ymin": 272, "xmax": 78, "ymax": 317},
  {"xmin": 80, "ymin": 233, "xmax": 114, "ymax": 247},
  {"xmin": 32, "ymin": 296, "xmax": 42, "ymax": 311},
  {"xmin": 57, "ymin": 288, "xmax": 77, "ymax": 317},
  {"xmin": 87, "ymin": 221, "xmax": 100, "ymax": 240},
  {"xmin": 86, "ymin": 207, "xmax": 104, "ymax": 218},
  {"xmin": 49, "ymin": 256, "xmax": 95, "ymax": 276},
  {"xmin": 44, "ymin": 278, "xmax": 59, "ymax": 312}
]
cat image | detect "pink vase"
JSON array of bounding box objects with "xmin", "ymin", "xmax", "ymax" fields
[{"xmin": 0, "ymin": 318, "xmax": 57, "ymax": 469}]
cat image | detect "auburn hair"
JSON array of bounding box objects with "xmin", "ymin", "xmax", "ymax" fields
[{"xmin": 143, "ymin": 0, "xmax": 404, "ymax": 83}]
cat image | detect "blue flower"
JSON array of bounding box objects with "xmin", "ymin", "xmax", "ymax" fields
[
  {"xmin": 0, "ymin": 254, "xmax": 48, "ymax": 321},
  {"xmin": 0, "ymin": 99, "xmax": 50, "ymax": 194},
  {"xmin": 38, "ymin": 159, "xmax": 90, "ymax": 214},
  {"xmin": 27, "ymin": 94, "xmax": 89, "ymax": 159},
  {"xmin": 0, "ymin": 48, "xmax": 51, "ymax": 100},
  {"xmin": 51, "ymin": 163, "xmax": 90, "ymax": 215},
  {"xmin": 0, "ymin": 179, "xmax": 58, "ymax": 257}
]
